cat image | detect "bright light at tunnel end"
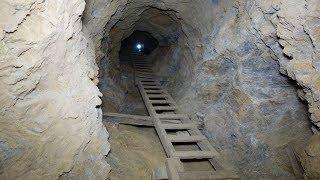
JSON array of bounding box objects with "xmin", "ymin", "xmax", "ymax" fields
[{"xmin": 136, "ymin": 43, "xmax": 143, "ymax": 51}]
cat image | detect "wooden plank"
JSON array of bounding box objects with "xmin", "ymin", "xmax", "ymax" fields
[
  {"xmin": 143, "ymin": 85, "xmax": 161, "ymax": 89},
  {"xmin": 138, "ymin": 72, "xmax": 153, "ymax": 75},
  {"xmin": 146, "ymin": 90, "xmax": 164, "ymax": 93},
  {"xmin": 173, "ymin": 151, "xmax": 217, "ymax": 159},
  {"xmin": 154, "ymin": 106, "xmax": 177, "ymax": 111},
  {"xmin": 142, "ymin": 82, "xmax": 160, "ymax": 85},
  {"xmin": 136, "ymin": 66, "xmax": 150, "ymax": 68},
  {"xmin": 136, "ymin": 69, "xmax": 151, "ymax": 72},
  {"xmin": 142, "ymin": 83, "xmax": 160, "ymax": 87},
  {"xmin": 167, "ymin": 135, "xmax": 206, "ymax": 142},
  {"xmin": 136, "ymin": 67, "xmax": 152, "ymax": 69},
  {"xmin": 148, "ymin": 94, "xmax": 167, "ymax": 98},
  {"xmin": 179, "ymin": 171, "xmax": 240, "ymax": 180},
  {"xmin": 135, "ymin": 66, "xmax": 149, "ymax": 68},
  {"xmin": 166, "ymin": 158, "xmax": 180, "ymax": 180},
  {"xmin": 104, "ymin": 112, "xmax": 151, "ymax": 120},
  {"xmin": 136, "ymin": 68, "xmax": 152, "ymax": 71},
  {"xmin": 137, "ymin": 70, "xmax": 153, "ymax": 73},
  {"xmin": 162, "ymin": 123, "xmax": 195, "ymax": 130},
  {"xmin": 157, "ymin": 114, "xmax": 188, "ymax": 119},
  {"xmin": 141, "ymin": 80, "xmax": 157, "ymax": 82},
  {"xmin": 103, "ymin": 113, "xmax": 153, "ymax": 127},
  {"xmin": 138, "ymin": 76, "xmax": 154, "ymax": 79},
  {"xmin": 161, "ymin": 120, "xmax": 182, "ymax": 124},
  {"xmin": 150, "ymin": 100, "xmax": 173, "ymax": 104}
]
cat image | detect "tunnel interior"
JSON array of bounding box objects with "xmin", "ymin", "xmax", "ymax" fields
[
  {"xmin": 1, "ymin": 0, "xmax": 319, "ymax": 179},
  {"xmin": 119, "ymin": 30, "xmax": 159, "ymax": 63},
  {"xmin": 97, "ymin": 2, "xmax": 314, "ymax": 179}
]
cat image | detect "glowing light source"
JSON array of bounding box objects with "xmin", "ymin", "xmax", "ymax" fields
[{"xmin": 136, "ymin": 43, "xmax": 144, "ymax": 51}]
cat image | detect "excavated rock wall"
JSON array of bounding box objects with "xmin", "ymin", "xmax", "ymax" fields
[
  {"xmin": 95, "ymin": 0, "xmax": 319, "ymax": 177},
  {"xmin": 149, "ymin": 0, "xmax": 320, "ymax": 178},
  {"xmin": 0, "ymin": 0, "xmax": 112, "ymax": 179}
]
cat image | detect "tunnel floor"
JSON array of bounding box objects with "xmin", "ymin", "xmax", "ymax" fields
[
  {"xmin": 104, "ymin": 123, "xmax": 166, "ymax": 179},
  {"xmin": 103, "ymin": 54, "xmax": 167, "ymax": 179}
]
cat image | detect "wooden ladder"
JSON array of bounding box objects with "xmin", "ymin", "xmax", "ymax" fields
[{"xmin": 133, "ymin": 58, "xmax": 238, "ymax": 180}]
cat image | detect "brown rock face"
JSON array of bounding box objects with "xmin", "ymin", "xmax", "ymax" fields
[
  {"xmin": 0, "ymin": 0, "xmax": 110, "ymax": 179},
  {"xmin": 299, "ymin": 134, "xmax": 320, "ymax": 178},
  {"xmin": 99, "ymin": 0, "xmax": 319, "ymax": 177}
]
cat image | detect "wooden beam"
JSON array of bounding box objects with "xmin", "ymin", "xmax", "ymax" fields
[
  {"xmin": 179, "ymin": 171, "xmax": 240, "ymax": 180},
  {"xmin": 103, "ymin": 112, "xmax": 153, "ymax": 127},
  {"xmin": 166, "ymin": 158, "xmax": 180, "ymax": 180},
  {"xmin": 172, "ymin": 151, "xmax": 217, "ymax": 159}
]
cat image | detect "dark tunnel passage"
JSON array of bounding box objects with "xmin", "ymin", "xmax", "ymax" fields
[{"xmin": 119, "ymin": 30, "xmax": 159, "ymax": 63}]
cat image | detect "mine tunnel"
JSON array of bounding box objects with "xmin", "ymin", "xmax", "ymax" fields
[{"xmin": 1, "ymin": 0, "xmax": 319, "ymax": 179}]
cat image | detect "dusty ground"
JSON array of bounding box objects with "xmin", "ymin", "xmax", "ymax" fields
[{"xmin": 104, "ymin": 123, "xmax": 166, "ymax": 179}]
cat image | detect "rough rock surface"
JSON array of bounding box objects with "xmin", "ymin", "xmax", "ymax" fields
[
  {"xmin": 99, "ymin": 0, "xmax": 319, "ymax": 177},
  {"xmin": 0, "ymin": 0, "xmax": 110, "ymax": 179},
  {"xmin": 104, "ymin": 123, "xmax": 166, "ymax": 179}
]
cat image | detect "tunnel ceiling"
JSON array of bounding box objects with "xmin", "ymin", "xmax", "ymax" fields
[{"xmin": 115, "ymin": 8, "xmax": 184, "ymax": 45}]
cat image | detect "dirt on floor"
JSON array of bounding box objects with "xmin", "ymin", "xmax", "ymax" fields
[{"xmin": 104, "ymin": 122, "xmax": 167, "ymax": 180}]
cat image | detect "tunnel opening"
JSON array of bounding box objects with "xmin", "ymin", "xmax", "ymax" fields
[{"xmin": 119, "ymin": 30, "xmax": 159, "ymax": 63}]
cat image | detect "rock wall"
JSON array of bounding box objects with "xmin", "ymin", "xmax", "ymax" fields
[
  {"xmin": 94, "ymin": 0, "xmax": 319, "ymax": 177},
  {"xmin": 146, "ymin": 0, "xmax": 320, "ymax": 178},
  {"xmin": 0, "ymin": 0, "xmax": 110, "ymax": 179}
]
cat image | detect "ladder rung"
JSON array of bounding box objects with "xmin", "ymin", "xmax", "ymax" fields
[
  {"xmin": 135, "ymin": 66, "xmax": 149, "ymax": 68},
  {"xmin": 147, "ymin": 94, "xmax": 166, "ymax": 98},
  {"xmin": 139, "ymin": 79, "xmax": 156, "ymax": 83},
  {"xmin": 157, "ymin": 114, "xmax": 188, "ymax": 119},
  {"xmin": 145, "ymin": 89, "xmax": 163, "ymax": 93},
  {"xmin": 137, "ymin": 70, "xmax": 152, "ymax": 73},
  {"xmin": 173, "ymin": 151, "xmax": 217, "ymax": 159},
  {"xmin": 179, "ymin": 171, "xmax": 240, "ymax": 179},
  {"xmin": 143, "ymin": 85, "xmax": 161, "ymax": 89},
  {"xmin": 141, "ymin": 80, "xmax": 156, "ymax": 82},
  {"xmin": 136, "ymin": 68, "xmax": 152, "ymax": 70},
  {"xmin": 136, "ymin": 67, "xmax": 151, "ymax": 69},
  {"xmin": 167, "ymin": 135, "xmax": 206, "ymax": 142},
  {"xmin": 137, "ymin": 72, "xmax": 153, "ymax": 75},
  {"xmin": 137, "ymin": 76, "xmax": 153, "ymax": 79},
  {"xmin": 154, "ymin": 106, "xmax": 177, "ymax": 111},
  {"xmin": 136, "ymin": 66, "xmax": 151, "ymax": 68},
  {"xmin": 150, "ymin": 100, "xmax": 171, "ymax": 104},
  {"xmin": 161, "ymin": 123, "xmax": 196, "ymax": 130},
  {"xmin": 137, "ymin": 69, "xmax": 152, "ymax": 72},
  {"xmin": 142, "ymin": 84, "xmax": 160, "ymax": 87}
]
